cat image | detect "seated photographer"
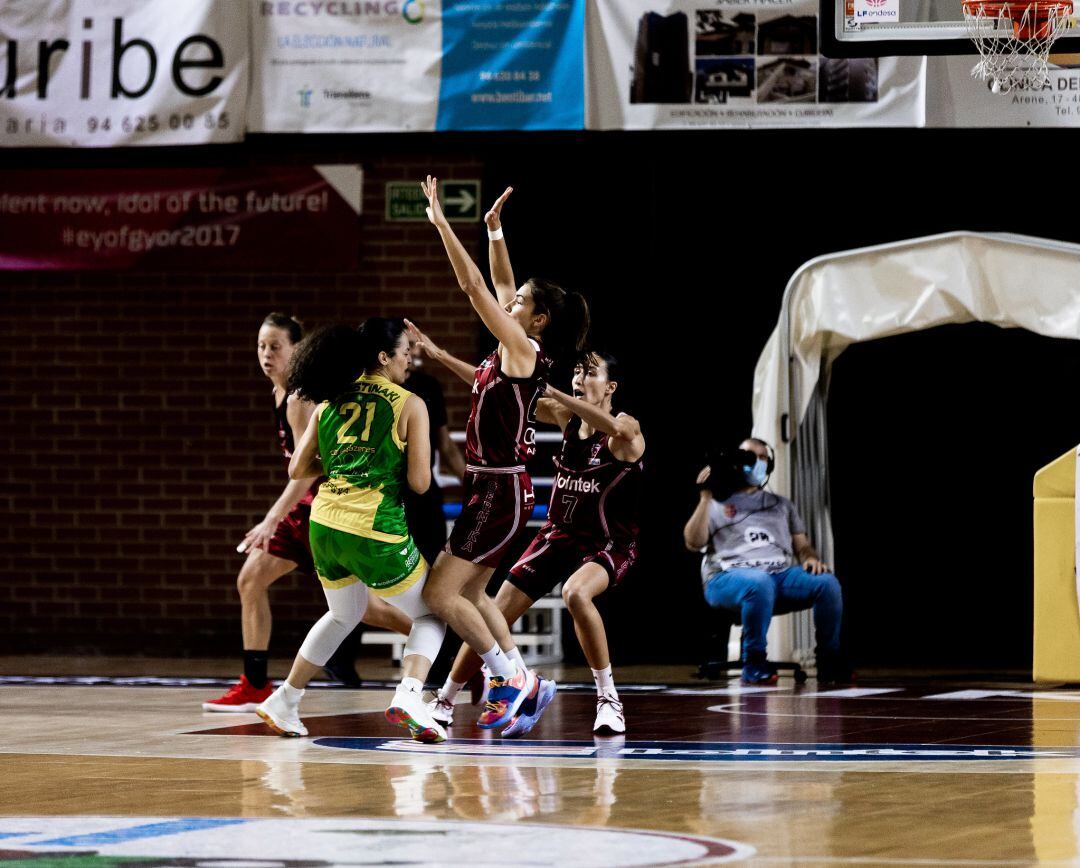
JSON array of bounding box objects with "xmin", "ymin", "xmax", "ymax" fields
[{"xmin": 683, "ymin": 438, "xmax": 850, "ymax": 685}]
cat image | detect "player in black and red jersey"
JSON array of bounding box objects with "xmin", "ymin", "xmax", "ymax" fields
[
  {"xmin": 411, "ymin": 177, "xmax": 590, "ymax": 730},
  {"xmin": 429, "ymin": 351, "xmax": 644, "ymax": 736},
  {"xmin": 202, "ymin": 313, "xmax": 411, "ymax": 713}
]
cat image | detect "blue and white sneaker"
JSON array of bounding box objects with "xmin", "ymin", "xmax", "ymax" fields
[{"xmin": 501, "ymin": 677, "xmax": 557, "ymax": 738}]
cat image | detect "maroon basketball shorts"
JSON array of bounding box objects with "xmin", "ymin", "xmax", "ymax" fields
[
  {"xmin": 266, "ymin": 496, "xmax": 315, "ymax": 573},
  {"xmin": 508, "ymin": 524, "xmax": 638, "ymax": 601},
  {"xmin": 446, "ymin": 469, "xmax": 535, "ymax": 568}
]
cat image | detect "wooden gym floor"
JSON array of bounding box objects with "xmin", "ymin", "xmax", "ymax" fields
[{"xmin": 3, "ymin": 658, "xmax": 1080, "ymax": 865}]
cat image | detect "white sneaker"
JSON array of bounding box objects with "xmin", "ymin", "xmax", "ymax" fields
[
  {"xmin": 593, "ymin": 693, "xmax": 625, "ymax": 735},
  {"xmin": 386, "ymin": 687, "xmax": 447, "ymax": 743},
  {"xmin": 256, "ymin": 685, "xmax": 308, "ymax": 737},
  {"xmin": 428, "ymin": 694, "xmax": 455, "ymax": 727}
]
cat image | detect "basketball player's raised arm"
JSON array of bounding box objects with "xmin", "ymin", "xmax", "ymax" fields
[
  {"xmin": 288, "ymin": 406, "xmax": 324, "ymax": 481},
  {"xmin": 401, "ymin": 394, "xmax": 432, "ymax": 495},
  {"xmin": 421, "ymin": 175, "xmax": 535, "ymax": 362},
  {"xmin": 541, "ymin": 383, "xmax": 645, "ymax": 459},
  {"xmin": 404, "ymin": 319, "xmax": 476, "ymax": 386},
  {"xmin": 485, "ymin": 186, "xmax": 516, "ymax": 307}
]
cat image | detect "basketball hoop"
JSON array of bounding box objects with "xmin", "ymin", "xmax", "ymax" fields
[{"xmin": 962, "ymin": 0, "xmax": 1074, "ymax": 92}]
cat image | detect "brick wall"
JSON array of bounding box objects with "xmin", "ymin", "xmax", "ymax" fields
[{"xmin": 0, "ymin": 154, "xmax": 484, "ymax": 656}]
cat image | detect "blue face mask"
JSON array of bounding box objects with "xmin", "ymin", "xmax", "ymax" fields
[{"xmin": 744, "ymin": 458, "xmax": 769, "ymax": 487}]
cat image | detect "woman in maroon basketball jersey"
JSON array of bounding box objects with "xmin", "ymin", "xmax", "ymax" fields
[
  {"xmin": 202, "ymin": 313, "xmax": 410, "ymax": 713},
  {"xmin": 430, "ymin": 351, "xmax": 644, "ymax": 736},
  {"xmin": 412, "ymin": 177, "xmax": 590, "ymax": 730}
]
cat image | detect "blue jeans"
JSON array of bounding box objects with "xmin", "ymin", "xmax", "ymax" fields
[{"xmin": 703, "ymin": 566, "xmax": 842, "ymax": 657}]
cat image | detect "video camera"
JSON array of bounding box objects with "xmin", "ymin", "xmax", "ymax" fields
[{"xmin": 699, "ymin": 447, "xmax": 759, "ymax": 501}]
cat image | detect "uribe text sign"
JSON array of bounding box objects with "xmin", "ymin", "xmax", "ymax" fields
[{"xmin": 0, "ymin": 0, "xmax": 248, "ymax": 147}]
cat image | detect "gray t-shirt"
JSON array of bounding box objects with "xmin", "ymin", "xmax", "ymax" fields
[{"xmin": 700, "ymin": 490, "xmax": 807, "ymax": 583}]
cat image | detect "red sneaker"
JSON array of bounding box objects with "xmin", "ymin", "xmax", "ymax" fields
[{"xmin": 202, "ymin": 675, "xmax": 273, "ymax": 712}]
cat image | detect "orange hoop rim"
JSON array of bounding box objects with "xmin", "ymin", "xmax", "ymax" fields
[
  {"xmin": 961, "ymin": 0, "xmax": 1071, "ymax": 16},
  {"xmin": 962, "ymin": 0, "xmax": 1072, "ymax": 39}
]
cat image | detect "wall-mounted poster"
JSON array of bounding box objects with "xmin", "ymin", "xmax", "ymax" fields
[{"xmin": 0, "ymin": 0, "xmax": 248, "ymax": 147}]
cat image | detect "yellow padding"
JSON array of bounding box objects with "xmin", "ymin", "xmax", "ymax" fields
[{"xmin": 1033, "ymin": 446, "xmax": 1080, "ymax": 682}]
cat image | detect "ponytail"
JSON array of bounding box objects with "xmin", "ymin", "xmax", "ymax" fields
[{"xmin": 527, "ymin": 278, "xmax": 590, "ymax": 364}]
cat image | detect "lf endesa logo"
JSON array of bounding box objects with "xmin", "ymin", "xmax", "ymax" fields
[{"xmin": 0, "ymin": 17, "xmax": 227, "ymax": 100}]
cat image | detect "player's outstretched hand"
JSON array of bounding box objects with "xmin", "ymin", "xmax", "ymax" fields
[
  {"xmin": 420, "ymin": 175, "xmax": 447, "ymax": 226},
  {"xmin": 484, "ymin": 186, "xmax": 513, "ymax": 231},
  {"xmin": 405, "ymin": 318, "xmax": 441, "ymax": 360},
  {"xmin": 239, "ymin": 516, "xmax": 277, "ymax": 555}
]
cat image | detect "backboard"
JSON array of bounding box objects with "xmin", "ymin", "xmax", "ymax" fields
[{"xmin": 821, "ymin": 0, "xmax": 1080, "ymax": 55}]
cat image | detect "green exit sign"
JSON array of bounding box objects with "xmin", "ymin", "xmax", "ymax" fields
[{"xmin": 385, "ymin": 180, "xmax": 481, "ymax": 223}]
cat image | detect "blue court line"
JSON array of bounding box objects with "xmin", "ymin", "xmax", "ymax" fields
[
  {"xmin": 35, "ymin": 819, "xmax": 247, "ymax": 847},
  {"xmin": 0, "ymin": 832, "xmax": 34, "ymax": 839}
]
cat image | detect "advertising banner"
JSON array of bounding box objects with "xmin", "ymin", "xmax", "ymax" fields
[
  {"xmin": 0, "ymin": 0, "xmax": 248, "ymax": 147},
  {"xmin": 436, "ymin": 0, "xmax": 584, "ymax": 130},
  {"xmin": 926, "ymin": 55, "xmax": 1080, "ymax": 127},
  {"xmin": 249, "ymin": 0, "xmax": 585, "ymax": 131},
  {"xmin": 249, "ymin": 0, "xmax": 442, "ymax": 132},
  {"xmin": 587, "ymin": 0, "xmax": 924, "ymax": 128},
  {"xmin": 0, "ymin": 165, "xmax": 363, "ymax": 271}
]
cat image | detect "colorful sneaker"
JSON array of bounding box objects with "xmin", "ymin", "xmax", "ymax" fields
[
  {"xmin": 386, "ymin": 687, "xmax": 447, "ymax": 743},
  {"xmin": 427, "ymin": 694, "xmax": 455, "ymax": 727},
  {"xmin": 593, "ymin": 693, "xmax": 626, "ymax": 735},
  {"xmin": 256, "ymin": 685, "xmax": 307, "ymax": 737},
  {"xmin": 201, "ymin": 675, "xmax": 273, "ymax": 712},
  {"xmin": 476, "ymin": 667, "xmax": 537, "ymax": 729},
  {"xmin": 740, "ymin": 663, "xmax": 779, "ymax": 685},
  {"xmin": 501, "ymin": 677, "xmax": 557, "ymax": 738}
]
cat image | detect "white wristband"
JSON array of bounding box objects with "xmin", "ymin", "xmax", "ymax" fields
[{"xmin": 487, "ymin": 226, "xmax": 504, "ymax": 241}]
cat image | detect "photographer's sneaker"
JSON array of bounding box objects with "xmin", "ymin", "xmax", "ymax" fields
[
  {"xmin": 386, "ymin": 687, "xmax": 447, "ymax": 743},
  {"xmin": 202, "ymin": 675, "xmax": 273, "ymax": 713},
  {"xmin": 477, "ymin": 667, "xmax": 537, "ymax": 729},
  {"xmin": 740, "ymin": 663, "xmax": 779, "ymax": 685},
  {"xmin": 502, "ymin": 677, "xmax": 557, "ymax": 738},
  {"xmin": 256, "ymin": 685, "xmax": 308, "ymax": 737},
  {"xmin": 427, "ymin": 694, "xmax": 455, "ymax": 727},
  {"xmin": 593, "ymin": 693, "xmax": 626, "ymax": 735}
]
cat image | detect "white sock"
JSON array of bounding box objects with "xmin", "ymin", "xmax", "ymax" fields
[
  {"xmin": 508, "ymin": 647, "xmax": 526, "ymax": 670},
  {"xmin": 592, "ymin": 665, "xmax": 617, "ymax": 698},
  {"xmin": 282, "ymin": 682, "xmax": 305, "ymax": 703},
  {"xmin": 399, "ymin": 676, "xmax": 423, "ymax": 694},
  {"xmin": 480, "ymin": 645, "xmax": 516, "ymax": 678},
  {"xmin": 439, "ymin": 677, "xmax": 465, "ymax": 702}
]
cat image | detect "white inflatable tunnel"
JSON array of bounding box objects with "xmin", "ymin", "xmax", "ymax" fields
[{"xmin": 751, "ymin": 231, "xmax": 1080, "ymax": 661}]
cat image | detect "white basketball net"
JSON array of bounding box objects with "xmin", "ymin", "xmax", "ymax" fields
[{"xmin": 963, "ymin": 2, "xmax": 1073, "ymax": 92}]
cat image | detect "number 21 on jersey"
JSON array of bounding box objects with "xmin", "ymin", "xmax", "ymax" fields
[{"xmin": 337, "ymin": 402, "xmax": 376, "ymax": 444}]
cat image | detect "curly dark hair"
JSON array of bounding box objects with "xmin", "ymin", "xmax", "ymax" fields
[{"xmin": 286, "ymin": 317, "xmax": 406, "ymax": 403}]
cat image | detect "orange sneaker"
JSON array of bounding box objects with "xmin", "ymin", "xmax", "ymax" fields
[
  {"xmin": 477, "ymin": 667, "xmax": 536, "ymax": 729},
  {"xmin": 202, "ymin": 675, "xmax": 273, "ymax": 712}
]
